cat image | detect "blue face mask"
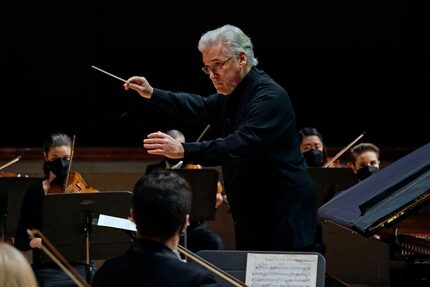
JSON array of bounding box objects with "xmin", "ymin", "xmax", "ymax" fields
[
  {"xmin": 303, "ymin": 149, "xmax": 325, "ymax": 167},
  {"xmin": 356, "ymin": 166, "xmax": 379, "ymax": 181}
]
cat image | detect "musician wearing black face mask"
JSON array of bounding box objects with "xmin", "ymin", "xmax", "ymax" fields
[
  {"xmin": 14, "ymin": 133, "xmax": 92, "ymax": 286},
  {"xmin": 43, "ymin": 157, "xmax": 70, "ymax": 185},
  {"xmin": 298, "ymin": 127, "xmax": 327, "ymax": 167},
  {"xmin": 302, "ymin": 149, "xmax": 325, "ymax": 167},
  {"xmin": 356, "ymin": 166, "xmax": 379, "ymax": 181},
  {"xmin": 350, "ymin": 142, "xmax": 381, "ymax": 181}
]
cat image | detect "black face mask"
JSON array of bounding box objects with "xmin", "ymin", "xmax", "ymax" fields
[
  {"xmin": 356, "ymin": 166, "xmax": 379, "ymax": 181},
  {"xmin": 303, "ymin": 149, "xmax": 325, "ymax": 167},
  {"xmin": 43, "ymin": 158, "xmax": 70, "ymax": 179}
]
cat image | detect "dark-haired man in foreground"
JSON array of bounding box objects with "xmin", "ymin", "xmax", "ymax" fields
[{"xmin": 92, "ymin": 170, "xmax": 219, "ymax": 287}]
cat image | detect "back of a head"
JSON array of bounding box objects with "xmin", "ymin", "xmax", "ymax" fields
[
  {"xmin": 198, "ymin": 24, "xmax": 258, "ymax": 67},
  {"xmin": 0, "ymin": 243, "xmax": 37, "ymax": 287},
  {"xmin": 132, "ymin": 170, "xmax": 192, "ymax": 241}
]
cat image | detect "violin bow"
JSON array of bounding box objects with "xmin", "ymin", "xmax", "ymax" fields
[
  {"xmin": 27, "ymin": 229, "xmax": 91, "ymax": 287},
  {"xmin": 63, "ymin": 135, "xmax": 76, "ymax": 193},
  {"xmin": 177, "ymin": 245, "xmax": 248, "ymax": 287},
  {"xmin": 0, "ymin": 156, "xmax": 21, "ymax": 171},
  {"xmin": 323, "ymin": 131, "xmax": 366, "ymax": 168}
]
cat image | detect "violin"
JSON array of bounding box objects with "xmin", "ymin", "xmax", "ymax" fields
[
  {"xmin": 48, "ymin": 171, "xmax": 99, "ymax": 194},
  {"xmin": 0, "ymin": 171, "xmax": 19, "ymax": 177},
  {"xmin": 48, "ymin": 136, "xmax": 98, "ymax": 194},
  {"xmin": 65, "ymin": 171, "xmax": 98, "ymax": 193},
  {"xmin": 324, "ymin": 158, "xmax": 353, "ymax": 169}
]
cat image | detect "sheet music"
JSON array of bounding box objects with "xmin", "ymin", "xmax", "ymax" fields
[
  {"xmin": 97, "ymin": 214, "xmax": 137, "ymax": 232},
  {"xmin": 245, "ymin": 253, "xmax": 318, "ymax": 287}
]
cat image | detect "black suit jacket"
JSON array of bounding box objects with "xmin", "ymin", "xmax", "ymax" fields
[
  {"xmin": 92, "ymin": 239, "xmax": 219, "ymax": 287},
  {"xmin": 150, "ymin": 67, "xmax": 316, "ymax": 250}
]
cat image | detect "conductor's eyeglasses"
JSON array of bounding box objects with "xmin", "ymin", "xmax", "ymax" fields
[{"xmin": 202, "ymin": 57, "xmax": 233, "ymax": 75}]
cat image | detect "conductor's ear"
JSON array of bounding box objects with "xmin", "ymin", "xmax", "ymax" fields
[{"xmin": 239, "ymin": 51, "xmax": 247, "ymax": 66}]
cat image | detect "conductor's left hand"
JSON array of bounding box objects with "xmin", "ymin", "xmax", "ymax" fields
[{"xmin": 144, "ymin": 131, "xmax": 185, "ymax": 159}]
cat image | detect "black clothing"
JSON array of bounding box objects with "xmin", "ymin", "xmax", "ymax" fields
[
  {"xmin": 92, "ymin": 239, "xmax": 219, "ymax": 287},
  {"xmin": 14, "ymin": 179, "xmax": 44, "ymax": 264},
  {"xmin": 151, "ymin": 67, "xmax": 316, "ymax": 251},
  {"xmin": 145, "ymin": 161, "xmax": 224, "ymax": 252},
  {"xmin": 181, "ymin": 221, "xmax": 223, "ymax": 253},
  {"xmin": 14, "ymin": 180, "xmax": 95, "ymax": 286}
]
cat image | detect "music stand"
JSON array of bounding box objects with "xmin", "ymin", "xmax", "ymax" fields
[
  {"xmin": 167, "ymin": 168, "xmax": 218, "ymax": 250},
  {"xmin": 0, "ymin": 177, "xmax": 40, "ymax": 240},
  {"xmin": 193, "ymin": 250, "xmax": 326, "ymax": 287},
  {"xmin": 307, "ymin": 167, "xmax": 358, "ymax": 208},
  {"xmin": 40, "ymin": 192, "xmax": 133, "ymax": 267},
  {"xmin": 169, "ymin": 169, "xmax": 219, "ymax": 222}
]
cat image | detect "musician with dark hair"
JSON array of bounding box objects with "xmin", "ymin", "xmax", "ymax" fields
[
  {"xmin": 350, "ymin": 142, "xmax": 380, "ymax": 181},
  {"xmin": 92, "ymin": 170, "xmax": 219, "ymax": 287},
  {"xmin": 298, "ymin": 127, "xmax": 328, "ymax": 167},
  {"xmin": 14, "ymin": 132, "xmax": 94, "ymax": 287}
]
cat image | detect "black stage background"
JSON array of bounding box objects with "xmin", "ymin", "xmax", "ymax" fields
[{"xmin": 2, "ymin": 2, "xmax": 428, "ymax": 148}]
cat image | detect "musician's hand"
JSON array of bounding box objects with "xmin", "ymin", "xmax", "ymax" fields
[
  {"xmin": 144, "ymin": 131, "xmax": 185, "ymax": 159},
  {"xmin": 30, "ymin": 238, "xmax": 42, "ymax": 249},
  {"xmin": 124, "ymin": 76, "xmax": 153, "ymax": 99}
]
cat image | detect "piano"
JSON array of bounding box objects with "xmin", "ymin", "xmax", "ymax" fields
[{"xmin": 317, "ymin": 143, "xmax": 430, "ymax": 286}]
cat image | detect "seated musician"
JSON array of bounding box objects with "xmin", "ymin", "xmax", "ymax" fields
[
  {"xmin": 0, "ymin": 242, "xmax": 38, "ymax": 287},
  {"xmin": 350, "ymin": 142, "xmax": 381, "ymax": 181},
  {"xmin": 298, "ymin": 127, "xmax": 330, "ymax": 254},
  {"xmin": 92, "ymin": 170, "xmax": 220, "ymax": 287},
  {"xmin": 14, "ymin": 132, "xmax": 95, "ymax": 286},
  {"xmin": 298, "ymin": 127, "xmax": 328, "ymax": 167},
  {"xmin": 145, "ymin": 129, "xmax": 224, "ymax": 253}
]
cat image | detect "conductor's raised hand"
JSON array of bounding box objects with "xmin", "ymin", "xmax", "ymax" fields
[
  {"xmin": 124, "ymin": 76, "xmax": 154, "ymax": 99},
  {"xmin": 144, "ymin": 131, "xmax": 185, "ymax": 159}
]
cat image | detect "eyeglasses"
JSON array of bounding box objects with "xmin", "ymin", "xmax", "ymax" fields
[{"xmin": 201, "ymin": 57, "xmax": 233, "ymax": 75}]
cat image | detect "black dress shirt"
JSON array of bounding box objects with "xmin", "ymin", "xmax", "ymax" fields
[{"xmin": 150, "ymin": 67, "xmax": 316, "ymax": 251}]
